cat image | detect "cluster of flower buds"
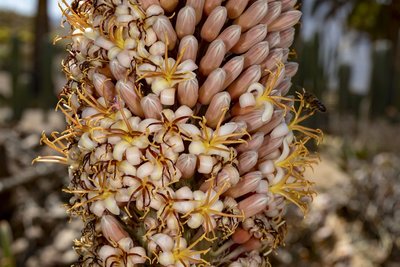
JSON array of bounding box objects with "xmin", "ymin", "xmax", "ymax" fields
[{"xmin": 35, "ymin": 0, "xmax": 322, "ymax": 266}]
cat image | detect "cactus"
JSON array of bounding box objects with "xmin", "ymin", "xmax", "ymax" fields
[{"xmin": 35, "ymin": 1, "xmax": 322, "ymax": 266}]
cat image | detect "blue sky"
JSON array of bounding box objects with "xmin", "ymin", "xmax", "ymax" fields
[{"xmin": 0, "ymin": 0, "xmax": 62, "ymax": 19}]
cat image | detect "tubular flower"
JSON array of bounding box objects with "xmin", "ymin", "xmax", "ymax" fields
[{"xmin": 35, "ymin": 0, "xmax": 323, "ymax": 266}]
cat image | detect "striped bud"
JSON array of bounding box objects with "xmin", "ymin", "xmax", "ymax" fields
[
  {"xmin": 217, "ymin": 25, "xmax": 242, "ymax": 51},
  {"xmin": 201, "ymin": 6, "xmax": 227, "ymax": 42},
  {"xmin": 226, "ymin": 0, "xmax": 249, "ymax": 19},
  {"xmin": 225, "ymin": 171, "xmax": 262, "ymax": 198},
  {"xmin": 238, "ymin": 151, "xmax": 259, "ymax": 175},
  {"xmin": 93, "ymin": 73, "xmax": 115, "ymax": 102},
  {"xmin": 199, "ymin": 39, "xmax": 226, "ymax": 75},
  {"xmin": 227, "ymin": 65, "xmax": 262, "ymax": 100},
  {"xmin": 179, "ymin": 35, "xmax": 199, "ymax": 62},
  {"xmin": 101, "ymin": 215, "xmax": 128, "ymax": 243},
  {"xmin": 234, "ymin": 0, "xmax": 269, "ymax": 32},
  {"xmin": 238, "ymin": 194, "xmax": 270, "ymax": 218},
  {"xmin": 205, "ymin": 92, "xmax": 231, "ymax": 128},
  {"xmin": 116, "ymin": 80, "xmax": 144, "ymax": 117},
  {"xmin": 140, "ymin": 93, "xmax": 162, "ymax": 119},
  {"xmin": 268, "ymin": 10, "xmax": 302, "ymax": 32},
  {"xmin": 176, "ymin": 6, "xmax": 196, "ymax": 39},
  {"xmin": 176, "ymin": 153, "xmax": 197, "ymax": 179},
  {"xmin": 242, "ymin": 41, "xmax": 270, "ymax": 68},
  {"xmin": 231, "ymin": 24, "xmax": 267, "ymax": 54},
  {"xmin": 199, "ymin": 68, "xmax": 226, "ymax": 104}
]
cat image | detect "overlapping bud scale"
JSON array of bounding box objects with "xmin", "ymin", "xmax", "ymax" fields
[{"xmin": 35, "ymin": 0, "xmax": 322, "ymax": 266}]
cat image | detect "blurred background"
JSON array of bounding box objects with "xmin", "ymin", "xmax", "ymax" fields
[{"xmin": 0, "ymin": 0, "xmax": 399, "ymax": 266}]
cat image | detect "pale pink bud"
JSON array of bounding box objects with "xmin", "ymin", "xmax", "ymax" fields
[
  {"xmin": 153, "ymin": 15, "xmax": 177, "ymax": 50},
  {"xmin": 199, "ymin": 39, "xmax": 226, "ymax": 76},
  {"xmin": 175, "ymin": 6, "xmax": 196, "ymax": 39},
  {"xmin": 110, "ymin": 59, "xmax": 127, "ymax": 80},
  {"xmin": 205, "ymin": 92, "xmax": 231, "ymax": 128},
  {"xmin": 101, "ymin": 215, "xmax": 128, "ymax": 243},
  {"xmin": 201, "ymin": 6, "xmax": 227, "ymax": 42},
  {"xmin": 231, "ymin": 24, "xmax": 267, "ymax": 54},
  {"xmin": 238, "ymin": 151, "xmax": 258, "ymax": 175},
  {"xmin": 238, "ymin": 194, "xmax": 269, "ymax": 218},
  {"xmin": 199, "ymin": 68, "xmax": 226, "ymax": 105},
  {"xmin": 268, "ymin": 10, "xmax": 302, "ymax": 32},
  {"xmin": 140, "ymin": 93, "xmax": 162, "ymax": 119},
  {"xmin": 275, "ymin": 78, "xmax": 292, "ymax": 96},
  {"xmin": 225, "ymin": 171, "xmax": 262, "ymax": 198},
  {"xmin": 265, "ymin": 31, "xmax": 281, "ymax": 49},
  {"xmin": 116, "ymin": 80, "xmax": 144, "ymax": 117},
  {"xmin": 236, "ymin": 132, "xmax": 265, "ymax": 153},
  {"xmin": 198, "ymin": 154, "xmax": 215, "ymax": 174},
  {"xmin": 234, "ymin": 0, "xmax": 269, "ymax": 32},
  {"xmin": 242, "ymin": 41, "xmax": 270, "ymax": 69},
  {"xmin": 279, "ymin": 27, "xmax": 295, "ymax": 48},
  {"xmin": 217, "ymin": 25, "xmax": 242, "ymax": 52},
  {"xmin": 226, "ymin": 0, "xmax": 249, "ymax": 19},
  {"xmin": 222, "ymin": 57, "xmax": 244, "ymax": 91},
  {"xmin": 177, "ymin": 78, "xmax": 199, "ymax": 108},
  {"xmin": 186, "ymin": 0, "xmax": 205, "ymax": 24},
  {"xmin": 179, "ymin": 35, "xmax": 199, "ymax": 62},
  {"xmin": 285, "ymin": 62, "xmax": 299, "ymax": 78},
  {"xmin": 160, "ymin": 88, "xmax": 176, "ymax": 105},
  {"xmin": 260, "ymin": 48, "xmax": 283, "ymax": 71},
  {"xmin": 259, "ymin": 136, "xmax": 284, "ymax": 160},
  {"xmin": 260, "ymin": 1, "xmax": 282, "ymax": 26},
  {"xmin": 150, "ymin": 233, "xmax": 174, "ymax": 252},
  {"xmin": 92, "ymin": 73, "xmax": 115, "ymax": 102},
  {"xmin": 176, "ymin": 153, "xmax": 197, "ymax": 179},
  {"xmin": 227, "ymin": 64, "xmax": 262, "ymax": 100},
  {"xmin": 282, "ymin": 0, "xmax": 297, "ymax": 12}
]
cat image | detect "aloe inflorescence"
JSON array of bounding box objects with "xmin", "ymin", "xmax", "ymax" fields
[{"xmin": 35, "ymin": 0, "xmax": 323, "ymax": 266}]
